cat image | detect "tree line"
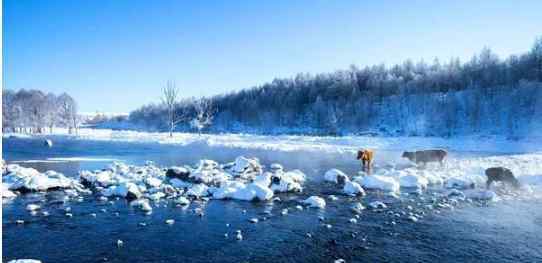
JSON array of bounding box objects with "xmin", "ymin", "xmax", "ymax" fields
[
  {"xmin": 127, "ymin": 37, "xmax": 542, "ymax": 137},
  {"xmin": 2, "ymin": 89, "xmax": 79, "ymax": 134}
]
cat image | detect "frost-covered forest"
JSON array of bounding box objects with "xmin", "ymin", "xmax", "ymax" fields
[
  {"xmin": 5, "ymin": 38, "xmax": 541, "ymax": 138},
  {"xmin": 128, "ymin": 38, "xmax": 542, "ymax": 137},
  {"xmin": 2, "ymin": 90, "xmax": 79, "ymax": 134}
]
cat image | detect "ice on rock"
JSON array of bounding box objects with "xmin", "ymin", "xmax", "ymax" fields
[
  {"xmin": 253, "ymin": 173, "xmax": 272, "ymax": 187},
  {"xmin": 212, "ymin": 183, "xmax": 241, "ymax": 200},
  {"xmin": 351, "ymin": 203, "xmax": 365, "ymax": 214},
  {"xmin": 324, "ymin": 169, "xmax": 349, "ymax": 184},
  {"xmin": 356, "ymin": 175, "xmax": 400, "ymax": 193},
  {"xmin": 464, "ymin": 189, "xmax": 499, "ymax": 201},
  {"xmin": 186, "ymin": 184, "xmax": 210, "ymax": 198},
  {"xmin": 398, "ymin": 173, "xmax": 429, "ymax": 189},
  {"xmin": 445, "ymin": 189, "xmax": 466, "ymax": 200},
  {"xmin": 343, "ymin": 181, "xmax": 365, "ymax": 196},
  {"xmin": 165, "ymin": 166, "xmax": 191, "ymax": 180},
  {"xmin": 175, "ymin": 196, "xmax": 191, "ymax": 206},
  {"xmin": 236, "ymin": 231, "xmax": 243, "ymax": 240},
  {"xmin": 228, "ymin": 156, "xmax": 262, "ymax": 179},
  {"xmin": 165, "ymin": 219, "xmax": 175, "ymax": 225},
  {"xmin": 270, "ymin": 170, "xmax": 305, "ymax": 193},
  {"xmin": 145, "ymin": 177, "xmax": 162, "ymax": 188},
  {"xmin": 270, "ymin": 163, "xmax": 283, "ymax": 173},
  {"xmin": 130, "ymin": 199, "xmax": 153, "ymax": 212},
  {"xmin": 303, "ymin": 196, "xmax": 326, "ymax": 209},
  {"xmin": 247, "ymin": 183, "xmax": 274, "ymax": 201},
  {"xmin": 328, "ymin": 195, "xmax": 339, "ymax": 201},
  {"xmin": 408, "ymin": 215, "xmax": 419, "ymax": 222},
  {"xmin": 227, "ymin": 182, "xmax": 273, "ymax": 201},
  {"xmin": 102, "ymin": 182, "xmax": 142, "ymax": 200},
  {"xmin": 169, "ymin": 178, "xmax": 192, "ymax": 189},
  {"xmin": 25, "ymin": 204, "xmax": 41, "ymax": 211},
  {"xmin": 148, "ymin": 192, "xmax": 166, "ymax": 201},
  {"xmin": 368, "ymin": 201, "xmax": 387, "ymax": 209},
  {"xmin": 188, "ymin": 160, "xmax": 232, "ymax": 186},
  {"xmin": 445, "ymin": 177, "xmax": 476, "ymax": 189},
  {"xmin": 285, "ymin": 170, "xmax": 306, "ymax": 183},
  {"xmin": 3, "ymin": 165, "xmax": 83, "ymax": 193},
  {"xmin": 2, "ymin": 184, "xmax": 17, "ymax": 198},
  {"xmin": 80, "ymin": 170, "xmax": 114, "ymax": 187}
]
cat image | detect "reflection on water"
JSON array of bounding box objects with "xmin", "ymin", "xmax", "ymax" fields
[{"xmin": 3, "ymin": 137, "xmax": 542, "ymax": 263}]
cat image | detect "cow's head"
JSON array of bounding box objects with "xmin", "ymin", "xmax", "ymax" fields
[{"xmin": 356, "ymin": 150, "xmax": 364, "ymax": 160}]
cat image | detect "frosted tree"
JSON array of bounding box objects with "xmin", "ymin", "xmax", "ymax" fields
[
  {"xmin": 190, "ymin": 98, "xmax": 216, "ymax": 134},
  {"xmin": 57, "ymin": 93, "xmax": 78, "ymax": 134},
  {"xmin": 161, "ymin": 80, "xmax": 185, "ymax": 137},
  {"xmin": 44, "ymin": 93, "xmax": 59, "ymax": 133}
]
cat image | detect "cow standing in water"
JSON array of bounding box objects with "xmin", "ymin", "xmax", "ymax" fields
[
  {"xmin": 357, "ymin": 149, "xmax": 374, "ymax": 173},
  {"xmin": 402, "ymin": 149, "xmax": 447, "ymax": 167},
  {"xmin": 485, "ymin": 167, "xmax": 520, "ymax": 189}
]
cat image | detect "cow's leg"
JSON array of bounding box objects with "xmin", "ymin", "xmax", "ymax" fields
[{"xmin": 486, "ymin": 178, "xmax": 493, "ymax": 189}]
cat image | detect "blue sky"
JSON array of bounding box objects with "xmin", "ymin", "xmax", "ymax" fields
[{"xmin": 4, "ymin": 0, "xmax": 542, "ymax": 113}]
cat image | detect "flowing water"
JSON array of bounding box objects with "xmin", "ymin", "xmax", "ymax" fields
[{"xmin": 3, "ymin": 137, "xmax": 542, "ymax": 263}]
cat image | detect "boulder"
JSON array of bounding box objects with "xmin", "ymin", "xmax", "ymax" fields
[
  {"xmin": 303, "ymin": 196, "xmax": 326, "ymax": 209},
  {"xmin": 356, "ymin": 175, "xmax": 400, "ymax": 193},
  {"xmin": 343, "ymin": 181, "xmax": 365, "ymax": 196},
  {"xmin": 324, "ymin": 169, "xmax": 349, "ymax": 184},
  {"xmin": 165, "ymin": 166, "xmax": 191, "ymax": 181}
]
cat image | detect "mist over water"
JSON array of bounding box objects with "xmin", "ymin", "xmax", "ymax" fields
[{"xmin": 3, "ymin": 137, "xmax": 542, "ymax": 263}]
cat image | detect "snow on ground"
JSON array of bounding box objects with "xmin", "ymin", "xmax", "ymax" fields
[
  {"xmin": 4, "ymin": 152, "xmax": 542, "ymax": 203},
  {"xmin": 4, "ymin": 128, "xmax": 542, "ymax": 205},
  {"xmin": 4, "ymin": 128, "xmax": 542, "ymax": 154}
]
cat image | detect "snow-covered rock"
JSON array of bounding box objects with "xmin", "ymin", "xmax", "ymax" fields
[
  {"xmin": 3, "ymin": 165, "xmax": 83, "ymax": 193},
  {"xmin": 368, "ymin": 201, "xmax": 387, "ymax": 209},
  {"xmin": 186, "ymin": 184, "xmax": 210, "ymax": 198},
  {"xmin": 270, "ymin": 163, "xmax": 283, "ymax": 173},
  {"xmin": 248, "ymin": 183, "xmax": 274, "ymax": 201},
  {"xmin": 228, "ymin": 156, "xmax": 262, "ymax": 179},
  {"xmin": 343, "ymin": 181, "xmax": 365, "ymax": 196},
  {"xmin": 227, "ymin": 183, "xmax": 274, "ymax": 201},
  {"xmin": 445, "ymin": 189, "xmax": 466, "ymax": 200},
  {"xmin": 253, "ymin": 173, "xmax": 272, "ymax": 187},
  {"xmin": 165, "ymin": 166, "xmax": 191, "ymax": 180},
  {"xmin": 445, "ymin": 177, "xmax": 476, "ymax": 189},
  {"xmin": 270, "ymin": 170, "xmax": 305, "ymax": 193},
  {"xmin": 351, "ymin": 202, "xmax": 365, "ymax": 214},
  {"xmin": 356, "ymin": 175, "xmax": 400, "ymax": 193},
  {"xmin": 170, "ymin": 178, "xmax": 192, "ymax": 189},
  {"xmin": 324, "ymin": 169, "xmax": 349, "ymax": 184},
  {"xmin": 398, "ymin": 174, "xmax": 429, "ymax": 189},
  {"xmin": 130, "ymin": 199, "xmax": 153, "ymax": 212},
  {"xmin": 175, "ymin": 196, "xmax": 191, "ymax": 206},
  {"xmin": 25, "ymin": 204, "xmax": 41, "ymax": 211},
  {"xmin": 102, "ymin": 182, "xmax": 142, "ymax": 200},
  {"xmin": 2, "ymin": 184, "xmax": 17, "ymax": 198},
  {"xmin": 465, "ymin": 189, "xmax": 499, "ymax": 201},
  {"xmin": 7, "ymin": 260, "xmax": 42, "ymax": 263},
  {"xmin": 145, "ymin": 177, "xmax": 162, "ymax": 188},
  {"xmin": 303, "ymin": 196, "xmax": 326, "ymax": 209},
  {"xmin": 44, "ymin": 139, "xmax": 53, "ymax": 148}
]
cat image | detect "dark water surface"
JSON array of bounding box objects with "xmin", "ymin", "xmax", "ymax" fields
[{"xmin": 3, "ymin": 137, "xmax": 542, "ymax": 263}]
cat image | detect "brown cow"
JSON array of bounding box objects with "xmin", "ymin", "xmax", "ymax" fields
[
  {"xmin": 485, "ymin": 167, "xmax": 520, "ymax": 189},
  {"xmin": 357, "ymin": 149, "xmax": 374, "ymax": 171},
  {"xmin": 402, "ymin": 149, "xmax": 447, "ymax": 167}
]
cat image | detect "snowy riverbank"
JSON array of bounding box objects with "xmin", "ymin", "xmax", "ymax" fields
[{"xmin": 4, "ymin": 128, "xmax": 542, "ymax": 154}]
